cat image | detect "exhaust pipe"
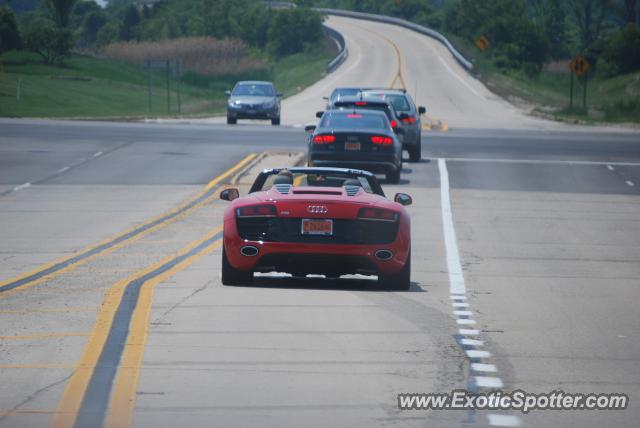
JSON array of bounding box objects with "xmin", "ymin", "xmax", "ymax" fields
[
  {"xmin": 240, "ymin": 245, "xmax": 259, "ymax": 257},
  {"xmin": 374, "ymin": 249, "xmax": 393, "ymax": 261}
]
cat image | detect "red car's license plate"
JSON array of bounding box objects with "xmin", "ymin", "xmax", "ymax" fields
[
  {"xmin": 301, "ymin": 219, "xmax": 333, "ymax": 235},
  {"xmin": 344, "ymin": 142, "xmax": 361, "ymax": 151}
]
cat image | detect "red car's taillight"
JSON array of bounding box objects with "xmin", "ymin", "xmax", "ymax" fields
[
  {"xmin": 313, "ymin": 134, "xmax": 336, "ymax": 144},
  {"xmin": 355, "ymin": 101, "xmax": 367, "ymax": 106},
  {"xmin": 236, "ymin": 204, "xmax": 277, "ymax": 218},
  {"xmin": 358, "ymin": 207, "xmax": 399, "ymax": 222},
  {"xmin": 371, "ymin": 136, "xmax": 393, "ymax": 145},
  {"xmin": 401, "ymin": 116, "xmax": 415, "ymax": 124}
]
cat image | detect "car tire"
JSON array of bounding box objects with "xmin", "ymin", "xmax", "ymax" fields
[
  {"xmin": 378, "ymin": 251, "xmax": 411, "ymax": 291},
  {"xmin": 227, "ymin": 116, "xmax": 237, "ymax": 125},
  {"xmin": 386, "ymin": 168, "xmax": 401, "ymax": 184},
  {"xmin": 271, "ymin": 117, "xmax": 280, "ymax": 126},
  {"xmin": 409, "ymin": 135, "xmax": 422, "ymax": 162},
  {"xmin": 221, "ymin": 246, "xmax": 253, "ymax": 286}
]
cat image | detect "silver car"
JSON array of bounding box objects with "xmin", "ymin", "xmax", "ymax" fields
[{"xmin": 226, "ymin": 81, "xmax": 282, "ymax": 125}]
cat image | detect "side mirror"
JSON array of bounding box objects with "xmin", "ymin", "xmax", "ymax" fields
[
  {"xmin": 394, "ymin": 193, "xmax": 412, "ymax": 206},
  {"xmin": 418, "ymin": 106, "xmax": 426, "ymax": 115},
  {"xmin": 220, "ymin": 188, "xmax": 239, "ymax": 201},
  {"xmin": 276, "ymin": 92, "xmax": 283, "ymax": 97},
  {"xmin": 225, "ymin": 90, "xmax": 231, "ymax": 96},
  {"xmin": 304, "ymin": 123, "xmax": 317, "ymax": 133},
  {"xmin": 315, "ymin": 111, "xmax": 324, "ymax": 118}
]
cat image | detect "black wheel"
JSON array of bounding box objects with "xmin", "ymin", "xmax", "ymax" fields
[
  {"xmin": 378, "ymin": 251, "xmax": 411, "ymax": 290},
  {"xmin": 221, "ymin": 246, "xmax": 252, "ymax": 286},
  {"xmin": 227, "ymin": 116, "xmax": 237, "ymax": 125},
  {"xmin": 271, "ymin": 117, "xmax": 280, "ymax": 126},
  {"xmin": 409, "ymin": 136, "xmax": 422, "ymax": 162},
  {"xmin": 386, "ymin": 167, "xmax": 401, "ymax": 184}
]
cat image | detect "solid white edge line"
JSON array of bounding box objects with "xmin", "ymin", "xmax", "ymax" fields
[
  {"xmin": 94, "ymin": 151, "xmax": 103, "ymax": 157},
  {"xmin": 437, "ymin": 56, "xmax": 486, "ymax": 100},
  {"xmin": 58, "ymin": 166, "xmax": 70, "ymax": 173},
  {"xmin": 487, "ymin": 414, "xmax": 521, "ymax": 427},
  {"xmin": 439, "ymin": 158, "xmax": 466, "ymax": 295},
  {"xmin": 13, "ymin": 182, "xmax": 31, "ymax": 192}
]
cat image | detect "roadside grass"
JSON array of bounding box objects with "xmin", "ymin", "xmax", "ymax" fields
[
  {"xmin": 444, "ymin": 33, "xmax": 640, "ymax": 125},
  {"xmin": 0, "ymin": 43, "xmax": 333, "ymax": 118}
]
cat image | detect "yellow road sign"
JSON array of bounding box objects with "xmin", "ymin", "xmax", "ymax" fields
[
  {"xmin": 475, "ymin": 36, "xmax": 490, "ymax": 51},
  {"xmin": 569, "ymin": 54, "xmax": 590, "ymax": 76}
]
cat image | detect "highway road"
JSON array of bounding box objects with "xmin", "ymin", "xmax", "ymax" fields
[{"xmin": 1, "ymin": 13, "xmax": 640, "ymax": 428}]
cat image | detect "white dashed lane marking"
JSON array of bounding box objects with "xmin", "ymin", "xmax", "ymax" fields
[
  {"xmin": 471, "ymin": 363, "xmax": 497, "ymax": 373},
  {"xmin": 439, "ymin": 158, "xmax": 520, "ymax": 426},
  {"xmin": 487, "ymin": 414, "xmax": 521, "ymax": 427},
  {"xmin": 475, "ymin": 376, "xmax": 504, "ymax": 388},
  {"xmin": 626, "ymin": 180, "xmax": 635, "ymax": 187}
]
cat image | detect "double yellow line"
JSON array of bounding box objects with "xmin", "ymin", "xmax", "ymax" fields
[
  {"xmin": 47, "ymin": 152, "xmax": 264, "ymax": 428},
  {"xmin": 356, "ymin": 23, "xmax": 449, "ymax": 132},
  {"xmin": 51, "ymin": 227, "xmax": 224, "ymax": 428},
  {"xmin": 0, "ymin": 153, "xmax": 256, "ymax": 299}
]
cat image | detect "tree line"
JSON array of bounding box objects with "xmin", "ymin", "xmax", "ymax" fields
[
  {"xmin": 306, "ymin": 0, "xmax": 640, "ymax": 77},
  {"xmin": 0, "ymin": 0, "xmax": 324, "ymax": 64}
]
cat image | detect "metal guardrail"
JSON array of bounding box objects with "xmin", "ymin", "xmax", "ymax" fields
[
  {"xmin": 323, "ymin": 25, "xmax": 348, "ymax": 73},
  {"xmin": 316, "ymin": 8, "xmax": 473, "ymax": 72}
]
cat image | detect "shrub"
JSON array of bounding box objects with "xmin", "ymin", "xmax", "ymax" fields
[
  {"xmin": 0, "ymin": 6, "xmax": 21, "ymax": 53},
  {"xmin": 23, "ymin": 17, "xmax": 74, "ymax": 64},
  {"xmin": 599, "ymin": 24, "xmax": 640, "ymax": 77}
]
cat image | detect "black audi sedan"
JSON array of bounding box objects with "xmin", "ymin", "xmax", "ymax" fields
[
  {"xmin": 226, "ymin": 81, "xmax": 282, "ymax": 125},
  {"xmin": 307, "ymin": 109, "xmax": 403, "ymax": 183}
]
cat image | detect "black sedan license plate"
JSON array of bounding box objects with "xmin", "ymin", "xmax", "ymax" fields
[
  {"xmin": 301, "ymin": 219, "xmax": 333, "ymax": 235},
  {"xmin": 345, "ymin": 142, "xmax": 361, "ymax": 151}
]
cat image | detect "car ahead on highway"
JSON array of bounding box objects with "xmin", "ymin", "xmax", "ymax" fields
[
  {"xmin": 317, "ymin": 95, "xmax": 407, "ymax": 142},
  {"xmin": 362, "ymin": 89, "xmax": 426, "ymax": 162},
  {"xmin": 219, "ymin": 167, "xmax": 412, "ymax": 289},
  {"xmin": 323, "ymin": 87, "xmax": 369, "ymax": 108},
  {"xmin": 307, "ymin": 109, "xmax": 403, "ymax": 183},
  {"xmin": 225, "ymin": 81, "xmax": 282, "ymax": 125}
]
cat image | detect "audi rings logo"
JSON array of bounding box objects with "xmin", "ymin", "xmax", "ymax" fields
[{"xmin": 307, "ymin": 205, "xmax": 328, "ymax": 214}]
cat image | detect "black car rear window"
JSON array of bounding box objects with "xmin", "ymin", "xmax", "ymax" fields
[{"xmin": 319, "ymin": 112, "xmax": 388, "ymax": 129}]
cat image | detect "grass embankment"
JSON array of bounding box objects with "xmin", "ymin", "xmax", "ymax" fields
[
  {"xmin": 447, "ymin": 34, "xmax": 640, "ymax": 125},
  {"xmin": 0, "ymin": 45, "xmax": 333, "ymax": 118}
]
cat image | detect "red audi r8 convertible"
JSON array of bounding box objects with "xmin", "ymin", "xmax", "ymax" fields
[{"xmin": 219, "ymin": 167, "xmax": 412, "ymax": 289}]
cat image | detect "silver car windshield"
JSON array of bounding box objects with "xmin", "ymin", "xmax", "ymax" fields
[{"xmin": 233, "ymin": 84, "xmax": 275, "ymax": 96}]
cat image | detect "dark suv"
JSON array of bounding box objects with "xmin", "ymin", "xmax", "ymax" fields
[
  {"xmin": 226, "ymin": 81, "xmax": 282, "ymax": 125},
  {"xmin": 317, "ymin": 95, "xmax": 407, "ymax": 144},
  {"xmin": 362, "ymin": 89, "xmax": 426, "ymax": 162}
]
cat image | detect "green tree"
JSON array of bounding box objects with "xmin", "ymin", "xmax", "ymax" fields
[
  {"xmin": 567, "ymin": 0, "xmax": 612, "ymax": 50},
  {"xmin": 23, "ymin": 16, "xmax": 73, "ymax": 63},
  {"xmin": 45, "ymin": 0, "xmax": 78, "ymax": 28},
  {"xmin": 119, "ymin": 4, "xmax": 140, "ymax": 41},
  {"xmin": 0, "ymin": 5, "xmax": 21, "ymax": 53}
]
